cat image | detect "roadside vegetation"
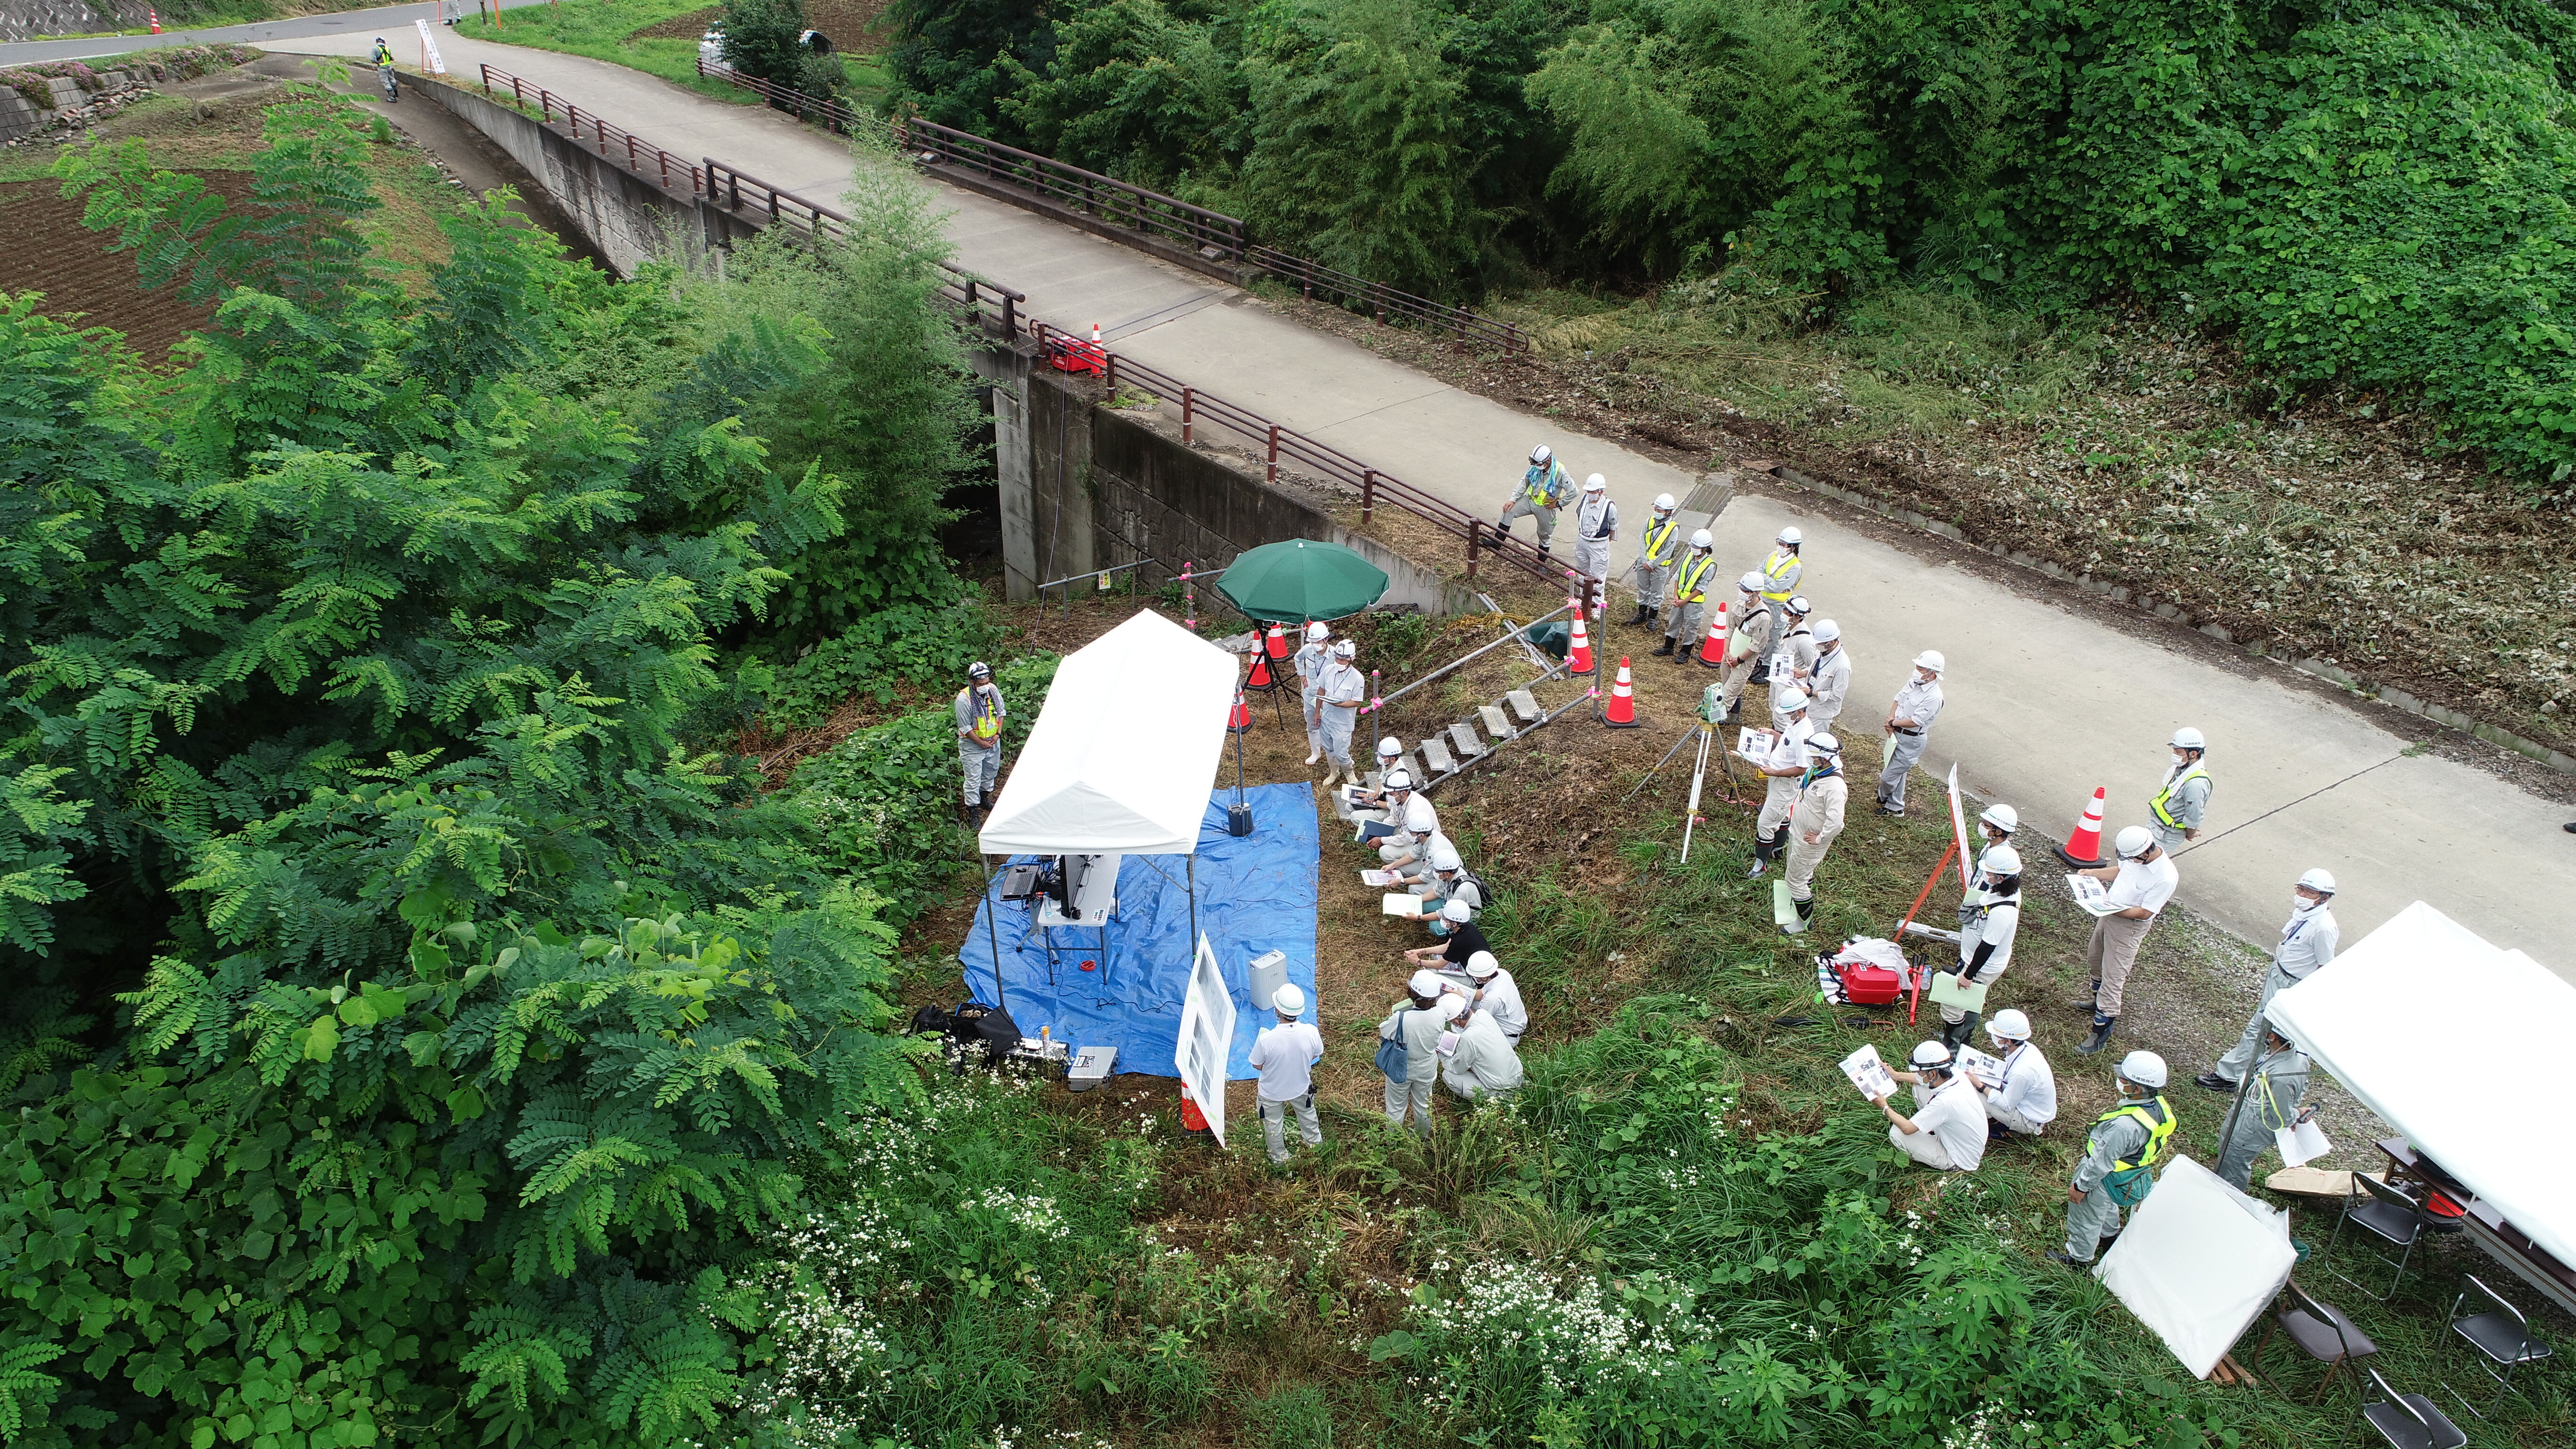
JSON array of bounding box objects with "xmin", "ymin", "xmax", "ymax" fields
[{"xmin": 452, "ymin": 0, "xmax": 894, "ymax": 106}]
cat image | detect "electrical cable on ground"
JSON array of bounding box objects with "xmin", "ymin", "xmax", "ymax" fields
[{"xmin": 2169, "ymin": 749, "xmax": 2414, "ymax": 858}]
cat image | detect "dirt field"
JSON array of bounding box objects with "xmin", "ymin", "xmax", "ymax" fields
[
  {"xmin": 0, "ymin": 171, "xmax": 243, "ymax": 364},
  {"xmin": 629, "ymin": 0, "xmax": 890, "ymax": 46}
]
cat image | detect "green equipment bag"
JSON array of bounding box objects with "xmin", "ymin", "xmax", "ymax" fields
[{"xmin": 2103, "ymin": 1164, "xmax": 2155, "ymax": 1208}]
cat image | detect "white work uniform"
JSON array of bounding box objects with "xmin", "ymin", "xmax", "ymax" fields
[
  {"xmin": 1942, "ymin": 887, "xmax": 2020, "ymax": 1029},
  {"xmin": 2214, "ymin": 902, "xmax": 2339, "ymax": 1083},
  {"xmin": 1572, "ymin": 494, "xmax": 1618, "ymax": 617},
  {"xmin": 1893, "ymin": 1074, "xmax": 1987, "ymax": 1171},
  {"xmin": 1380, "ymin": 1001, "xmax": 1444, "ymax": 1135},
  {"xmin": 1768, "ymin": 625, "xmax": 1818, "ymax": 729},
  {"xmin": 1979, "ymin": 1041, "xmax": 2057, "ymax": 1135},
  {"xmin": 1468, "ymin": 966, "xmax": 1527, "ymax": 1040},
  {"xmin": 1755, "ymin": 716, "xmax": 1816, "ymax": 840},
  {"xmin": 1293, "ymin": 638, "xmax": 1331, "ymax": 754},
  {"xmin": 2087, "ymin": 851, "xmax": 2178, "ymax": 1019},
  {"xmin": 1630, "ymin": 513, "xmax": 1681, "ymax": 612},
  {"xmin": 1878, "ymin": 675, "xmax": 1945, "ymax": 810},
  {"xmin": 1249, "ymin": 1020, "xmax": 1325, "ymax": 1164},
  {"xmin": 1441, "ymin": 1008, "xmax": 1524, "ymax": 1099},
  {"xmin": 1375, "ymin": 791, "xmax": 1440, "ymax": 858},
  {"xmin": 1721, "ymin": 600, "xmax": 1773, "ymax": 714},
  {"xmin": 1783, "ymin": 766, "xmax": 1849, "ymax": 906},
  {"xmin": 1801, "ymin": 643, "xmax": 1852, "ymax": 732},
  {"xmin": 1315, "ymin": 660, "xmax": 1365, "ymax": 769}
]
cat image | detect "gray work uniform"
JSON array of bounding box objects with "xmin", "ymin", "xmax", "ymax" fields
[
  {"xmin": 1878, "ymin": 676, "xmax": 1945, "ymax": 809},
  {"xmin": 2216, "ymin": 1045, "xmax": 2311, "ymax": 1190},
  {"xmin": 1757, "ymin": 547, "xmax": 1803, "ymax": 612},
  {"xmin": 2066, "ymin": 1099, "xmax": 2164, "ymax": 1261},
  {"xmin": 1315, "ymin": 660, "xmax": 1365, "ymax": 769},
  {"xmin": 1768, "ymin": 626, "xmax": 1817, "ymax": 729},
  {"xmin": 1721, "ymin": 601, "xmax": 1774, "ymax": 712},
  {"xmin": 1380, "ymin": 1002, "xmax": 1445, "ymax": 1135},
  {"xmin": 1802, "ymin": 643, "xmax": 1852, "ymax": 733},
  {"xmin": 2214, "ymin": 904, "xmax": 2338, "ymax": 1083},
  {"xmin": 1631, "ymin": 514, "xmax": 1681, "ymax": 612},
  {"xmin": 1571, "ymin": 494, "xmax": 1618, "ymax": 616},
  {"xmin": 1497, "ymin": 460, "xmax": 1570, "ymax": 547},
  {"xmin": 1665, "ymin": 552, "xmax": 1718, "ymax": 650},
  {"xmin": 2148, "ymin": 762, "xmax": 2212, "ymax": 855},
  {"xmin": 1293, "ymin": 638, "xmax": 1330, "ymax": 753},
  {"xmin": 954, "ymin": 684, "xmax": 1006, "ymax": 807}
]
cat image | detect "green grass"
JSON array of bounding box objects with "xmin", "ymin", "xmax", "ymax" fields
[{"xmin": 451, "ymin": 0, "xmax": 896, "ymax": 112}]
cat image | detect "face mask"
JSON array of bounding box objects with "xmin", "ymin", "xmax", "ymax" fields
[{"xmin": 2172, "ymin": 751, "xmax": 2188, "ymax": 767}]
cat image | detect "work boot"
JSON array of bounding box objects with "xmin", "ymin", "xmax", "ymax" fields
[
  {"xmin": 1646, "ymin": 609, "xmax": 1661, "ymax": 630},
  {"xmin": 2045, "ymin": 1249, "xmax": 2088, "ymax": 1268},
  {"xmin": 2193, "ymin": 1072, "xmax": 2238, "ymax": 1094},
  {"xmin": 1653, "ymin": 638, "xmax": 1675, "ymax": 657},
  {"xmin": 2075, "ymin": 1016, "xmax": 2117, "ymax": 1055},
  {"xmin": 1791, "ymin": 895, "xmax": 1815, "ymax": 930},
  {"xmin": 2067, "ymin": 983, "xmax": 2100, "ymax": 1013},
  {"xmin": 1745, "ymin": 833, "xmax": 1771, "ymax": 878},
  {"xmin": 1628, "ymin": 604, "xmax": 1652, "ymax": 627}
]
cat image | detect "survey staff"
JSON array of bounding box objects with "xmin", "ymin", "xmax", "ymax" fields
[
  {"xmin": 2069, "ymin": 827, "xmax": 2179, "ymax": 1056},
  {"xmin": 2198, "ymin": 869, "xmax": 2338, "ymax": 1092},
  {"xmin": 1718, "ymin": 572, "xmax": 1774, "ymax": 716},
  {"xmin": 1360, "ymin": 769, "xmax": 1440, "ymax": 868},
  {"xmin": 1293, "ymin": 622, "xmax": 1333, "ymax": 766},
  {"xmin": 954, "ymin": 661, "xmax": 1006, "ymax": 824},
  {"xmin": 1800, "ymin": 620, "xmax": 1852, "ymax": 732},
  {"xmin": 1627, "ymin": 494, "xmax": 1681, "ymax": 630},
  {"xmin": 1657, "ymin": 531, "xmax": 1718, "ymax": 661},
  {"xmin": 2215, "ymin": 1027, "xmax": 2313, "ymax": 1191},
  {"xmin": 1973, "ymin": 1010, "xmax": 2056, "ymax": 1140},
  {"xmin": 1877, "ymin": 651, "xmax": 1945, "ymax": 816},
  {"xmin": 1746, "ymin": 688, "xmax": 1814, "ymax": 877},
  {"xmin": 1462, "ymin": 949, "xmax": 1526, "ymax": 1042},
  {"xmin": 1438, "ymin": 993, "xmax": 1524, "ymax": 1099},
  {"xmin": 1781, "ymin": 733, "xmax": 1848, "ymax": 933},
  {"xmin": 1877, "ymin": 1040, "xmax": 1987, "ymax": 1172},
  {"xmin": 1496, "ymin": 444, "xmax": 1572, "ymax": 553},
  {"xmin": 1250, "ymin": 985, "xmax": 1325, "ymax": 1165},
  {"xmin": 1312, "ymin": 640, "xmax": 1366, "ymax": 787},
  {"xmin": 1405, "ymin": 896, "xmax": 1489, "ymax": 967},
  {"xmin": 1938, "ymin": 845, "xmax": 2021, "ymax": 1050},
  {"xmin": 1757, "ymin": 526, "xmax": 1803, "ymax": 610},
  {"xmin": 2051, "ymin": 1051, "xmax": 2174, "ymax": 1267},
  {"xmin": 2148, "ymin": 726, "xmax": 2213, "ymax": 854},
  {"xmin": 1571, "ymin": 474, "xmax": 1618, "ymax": 620},
  {"xmin": 1768, "ymin": 596, "xmax": 1817, "ymax": 729},
  {"xmin": 1379, "ymin": 971, "xmax": 1448, "ymax": 1136}
]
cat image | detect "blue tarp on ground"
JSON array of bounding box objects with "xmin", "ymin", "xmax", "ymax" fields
[{"xmin": 960, "ymin": 784, "xmax": 1320, "ymax": 1079}]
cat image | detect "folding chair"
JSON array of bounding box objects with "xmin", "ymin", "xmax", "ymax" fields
[
  {"xmin": 2253, "ymin": 1279, "xmax": 2378, "ymax": 1402},
  {"xmin": 2440, "ymin": 1273, "xmax": 2553, "ymax": 1420},
  {"xmin": 2327, "ymin": 1174, "xmax": 2430, "ymax": 1302},
  {"xmin": 2361, "ymin": 1367, "xmax": 2466, "ymax": 1449}
]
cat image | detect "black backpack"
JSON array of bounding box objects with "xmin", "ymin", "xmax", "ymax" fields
[{"xmin": 948, "ymin": 1001, "xmax": 1021, "ymax": 1063}]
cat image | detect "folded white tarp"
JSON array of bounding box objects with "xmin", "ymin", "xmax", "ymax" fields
[
  {"xmin": 2098, "ymin": 1155, "xmax": 2296, "ymax": 1379},
  {"xmin": 2265, "ymin": 901, "xmax": 2576, "ymax": 1268},
  {"xmin": 979, "ymin": 609, "xmax": 1237, "ymax": 857}
]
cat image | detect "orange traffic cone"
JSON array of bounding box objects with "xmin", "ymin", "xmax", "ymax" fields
[
  {"xmin": 1265, "ymin": 622, "xmax": 1292, "ymax": 661},
  {"xmin": 1603, "ymin": 658, "xmax": 1640, "ymax": 728},
  {"xmin": 1566, "ymin": 610, "xmax": 1595, "ymax": 676},
  {"xmin": 1228, "ymin": 687, "xmax": 1253, "ymax": 734},
  {"xmin": 1697, "ymin": 600, "xmax": 1731, "ymax": 668},
  {"xmin": 149, "ymin": 8, "xmax": 161, "ymax": 33},
  {"xmin": 2053, "ymin": 787, "xmax": 2108, "ymax": 868},
  {"xmin": 1247, "ymin": 648, "xmax": 1274, "ymax": 690}
]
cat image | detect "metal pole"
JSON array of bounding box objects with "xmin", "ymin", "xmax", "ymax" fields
[
  {"xmin": 1680, "ymin": 724, "xmax": 1713, "ymax": 863},
  {"xmin": 1186, "ymin": 855, "xmax": 1199, "ymax": 982},
  {"xmin": 2216, "ymin": 1027, "xmax": 2264, "ymax": 1165},
  {"xmin": 981, "ymin": 858, "xmax": 1008, "ymax": 1015}
]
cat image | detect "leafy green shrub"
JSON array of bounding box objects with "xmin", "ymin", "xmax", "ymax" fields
[
  {"xmin": 766, "ymin": 599, "xmax": 1004, "ymax": 726},
  {"xmin": 722, "ymin": 0, "xmax": 813, "ymax": 85}
]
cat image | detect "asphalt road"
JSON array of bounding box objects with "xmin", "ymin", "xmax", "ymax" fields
[{"xmin": 0, "ymin": 0, "xmax": 556, "ymax": 65}]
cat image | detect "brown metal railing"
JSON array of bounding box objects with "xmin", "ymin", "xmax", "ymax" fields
[
  {"xmin": 478, "ymin": 64, "xmax": 702, "ymax": 194},
  {"xmin": 701, "ymin": 160, "xmax": 1025, "ymax": 337},
  {"xmin": 1250, "ymin": 247, "xmax": 1526, "ymax": 354}
]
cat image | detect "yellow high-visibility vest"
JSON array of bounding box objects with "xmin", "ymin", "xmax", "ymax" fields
[
  {"xmin": 967, "ymin": 690, "xmax": 1003, "ymax": 743},
  {"xmin": 1642, "ymin": 516, "xmax": 1679, "ymax": 565},
  {"xmin": 2149, "ymin": 763, "xmax": 2207, "ymax": 829},
  {"xmin": 2095, "ymin": 1096, "xmax": 2175, "ymax": 1172},
  {"xmin": 1761, "ymin": 548, "xmax": 1800, "ymax": 601},
  {"xmin": 1674, "ymin": 554, "xmax": 1715, "ymax": 603}
]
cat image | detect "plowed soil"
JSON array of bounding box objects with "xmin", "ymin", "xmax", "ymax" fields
[
  {"xmin": 0, "ymin": 171, "xmax": 250, "ymax": 365},
  {"xmin": 630, "ymin": 0, "xmax": 890, "ymax": 45}
]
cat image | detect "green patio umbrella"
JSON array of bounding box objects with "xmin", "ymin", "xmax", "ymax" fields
[{"xmin": 1216, "ymin": 539, "xmax": 1390, "ymax": 623}]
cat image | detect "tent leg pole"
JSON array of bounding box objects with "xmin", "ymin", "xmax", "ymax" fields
[
  {"xmin": 983, "ymin": 859, "xmax": 1008, "ymax": 1014},
  {"xmin": 1187, "ymin": 855, "xmax": 1199, "ymax": 966}
]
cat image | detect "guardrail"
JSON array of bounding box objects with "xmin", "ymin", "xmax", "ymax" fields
[
  {"xmin": 478, "ymin": 64, "xmax": 701, "ymax": 194},
  {"xmin": 692, "ymin": 58, "xmax": 1522, "ymax": 353},
  {"xmin": 700, "ymin": 159, "xmax": 1025, "ymax": 337},
  {"xmin": 1033, "ymin": 321, "xmax": 1558, "ymax": 587}
]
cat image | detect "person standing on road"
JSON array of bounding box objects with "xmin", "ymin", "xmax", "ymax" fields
[
  {"xmin": 1782, "ymin": 733, "xmax": 1849, "ymax": 932},
  {"xmin": 1495, "ymin": 444, "xmax": 1571, "ymax": 555},
  {"xmin": 1802, "ymin": 620, "xmax": 1852, "ymax": 733},
  {"xmin": 1877, "ymin": 651, "xmax": 1946, "ymax": 816},
  {"xmin": 2197, "ymin": 869, "xmax": 2339, "ymax": 1092},
  {"xmin": 1380, "ymin": 970, "xmax": 1448, "ymax": 1136},
  {"xmin": 1293, "ymin": 621, "xmax": 1332, "ymax": 766},
  {"xmin": 2214, "ymin": 1026, "xmax": 2313, "ymax": 1191},
  {"xmin": 1657, "ymin": 531, "xmax": 1717, "ymax": 662},
  {"xmin": 1938, "ymin": 845, "xmax": 2021, "ymax": 1049},
  {"xmin": 2148, "ymin": 726, "xmax": 2213, "ymax": 854},
  {"xmin": 1313, "ymin": 640, "xmax": 1366, "ymax": 787},
  {"xmin": 1972, "ymin": 1010, "xmax": 2056, "ymax": 1141},
  {"xmin": 1571, "ymin": 475, "xmax": 1618, "ymax": 621},
  {"xmin": 1250, "ymin": 984, "xmax": 1325, "ymax": 1166},
  {"xmin": 2069, "ymin": 827, "xmax": 2179, "ymax": 1055},
  {"xmin": 1718, "ymin": 572, "xmax": 1773, "ymax": 716},
  {"xmin": 2051, "ymin": 1052, "xmax": 2175, "ymax": 1266},
  {"xmin": 1627, "ymin": 493, "xmax": 1681, "ymax": 630},
  {"xmin": 1768, "ymin": 597, "xmax": 1817, "ymax": 730},
  {"xmin": 1747, "ymin": 689, "xmax": 1814, "ymax": 877},
  {"xmin": 954, "ymin": 661, "xmax": 1006, "ymax": 825},
  {"xmin": 1757, "ymin": 526, "xmax": 1804, "ymax": 615}
]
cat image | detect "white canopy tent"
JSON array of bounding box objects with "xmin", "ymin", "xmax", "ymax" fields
[
  {"xmin": 978, "ymin": 609, "xmax": 1237, "ymax": 857},
  {"xmin": 2263, "ymin": 901, "xmax": 2576, "ymax": 1268}
]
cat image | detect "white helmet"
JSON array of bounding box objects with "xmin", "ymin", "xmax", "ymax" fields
[
  {"xmin": 1987, "ymin": 1008, "xmax": 2032, "ymax": 1041},
  {"xmin": 2171, "ymin": 726, "xmax": 2206, "ymax": 750},
  {"xmin": 1305, "ymin": 620, "xmax": 1330, "ymax": 642},
  {"xmin": 1979, "ymin": 803, "xmax": 2019, "ymax": 835},
  {"xmin": 1979, "ymin": 844, "xmax": 2023, "ymax": 877},
  {"xmin": 1333, "ymin": 639, "xmax": 1356, "ymax": 658},
  {"xmin": 1583, "ymin": 473, "xmax": 1607, "ymax": 493},
  {"xmin": 1441, "ymin": 896, "xmax": 1472, "ymax": 923},
  {"xmin": 1465, "ymin": 950, "xmax": 1500, "ymax": 980},
  {"xmin": 1739, "ymin": 571, "xmax": 1766, "ymax": 593},
  {"xmin": 1408, "ymin": 969, "xmax": 1444, "ymax": 999},
  {"xmin": 1785, "ymin": 595, "xmax": 1811, "ymax": 617},
  {"xmin": 1690, "ymin": 528, "xmax": 1714, "ymax": 550},
  {"xmin": 1775, "ymin": 687, "xmax": 1810, "ymax": 713},
  {"xmin": 2297, "ymin": 867, "xmax": 2337, "ymax": 895},
  {"xmin": 1272, "ymin": 983, "xmax": 1306, "ymax": 1016},
  {"xmin": 1777, "ymin": 526, "xmax": 1803, "ymax": 547},
  {"xmin": 1440, "ymin": 990, "xmax": 1474, "ymax": 1021},
  {"xmin": 1384, "ymin": 768, "xmax": 1414, "ymax": 792},
  {"xmin": 2117, "ymin": 1050, "xmax": 2169, "ymax": 1089},
  {"xmin": 1377, "ymin": 736, "xmax": 1404, "ymax": 759},
  {"xmin": 1653, "ymin": 493, "xmax": 1676, "ymax": 512},
  {"xmin": 2114, "ymin": 825, "xmax": 2154, "ymax": 860},
  {"xmin": 1813, "ymin": 620, "xmax": 1841, "ymax": 644},
  {"xmin": 1530, "ymin": 444, "xmax": 1553, "ymax": 466},
  {"xmin": 1909, "ymin": 1039, "xmax": 1953, "ymax": 1070},
  {"xmin": 1807, "ymin": 733, "xmax": 1841, "ymax": 758},
  {"xmin": 1428, "ymin": 837, "xmax": 1462, "ymax": 871},
  {"xmin": 1913, "ymin": 650, "xmax": 1945, "ymax": 674}
]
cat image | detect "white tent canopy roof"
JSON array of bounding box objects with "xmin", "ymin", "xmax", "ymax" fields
[
  {"xmin": 978, "ymin": 609, "xmax": 1236, "ymax": 857},
  {"xmin": 2266, "ymin": 901, "xmax": 2576, "ymax": 1267}
]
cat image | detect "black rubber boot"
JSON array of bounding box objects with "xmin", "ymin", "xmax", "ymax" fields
[
  {"xmin": 1653, "ymin": 638, "xmax": 1675, "ymax": 657},
  {"xmin": 2068, "ymin": 982, "xmax": 2100, "ymax": 1013},
  {"xmin": 2194, "ymin": 1072, "xmax": 2237, "ymax": 1093},
  {"xmin": 2075, "ymin": 1016, "xmax": 2117, "ymax": 1055},
  {"xmin": 1646, "ymin": 609, "xmax": 1661, "ymax": 631},
  {"xmin": 1944, "ymin": 1013, "xmax": 1981, "ymax": 1051},
  {"xmin": 1794, "ymin": 895, "xmax": 1816, "ymax": 928},
  {"xmin": 1628, "ymin": 604, "xmax": 1652, "ymax": 627},
  {"xmin": 1746, "ymin": 831, "xmax": 1773, "ymax": 878}
]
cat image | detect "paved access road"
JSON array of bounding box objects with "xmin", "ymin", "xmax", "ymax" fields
[
  {"xmin": 0, "ymin": 0, "xmax": 559, "ymax": 66},
  {"xmin": 99, "ymin": 27, "xmax": 2576, "ymax": 974}
]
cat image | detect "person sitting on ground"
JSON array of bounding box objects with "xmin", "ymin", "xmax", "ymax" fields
[
  {"xmin": 1249, "ymin": 984, "xmax": 1325, "ymax": 1166},
  {"xmin": 1461, "ymin": 949, "xmax": 1527, "ymax": 1043},
  {"xmin": 1384, "ymin": 829, "xmax": 1459, "ymax": 894},
  {"xmin": 1398, "ymin": 838, "xmax": 1487, "ymax": 931},
  {"xmin": 1358, "ymin": 771, "xmax": 1440, "ymax": 870},
  {"xmin": 1379, "ymin": 970, "xmax": 1447, "ymax": 1136},
  {"xmin": 1876, "ymin": 1040, "xmax": 1988, "ymax": 1172},
  {"xmin": 1968, "ymin": 1009, "xmax": 2056, "ymax": 1140},
  {"xmin": 1403, "ymin": 898, "xmax": 1489, "ymax": 967},
  {"xmin": 1347, "ymin": 737, "xmax": 1408, "ymax": 813},
  {"xmin": 1437, "ymin": 991, "xmax": 1523, "ymax": 1100}
]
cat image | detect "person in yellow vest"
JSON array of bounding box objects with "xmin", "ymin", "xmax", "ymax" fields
[
  {"xmin": 1758, "ymin": 526, "xmax": 1803, "ymax": 613},
  {"xmin": 1493, "ymin": 443, "xmax": 1572, "ymax": 555},
  {"xmin": 2148, "ymin": 726, "xmax": 2212, "ymax": 855},
  {"xmin": 1626, "ymin": 493, "xmax": 1680, "ymax": 629},
  {"xmin": 2049, "ymin": 1051, "xmax": 2175, "ymax": 1266},
  {"xmin": 954, "ymin": 660, "xmax": 1006, "ymax": 825},
  {"xmin": 1655, "ymin": 530, "xmax": 1717, "ymax": 662}
]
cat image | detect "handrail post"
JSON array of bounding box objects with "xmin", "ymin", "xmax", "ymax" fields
[
  {"xmin": 1362, "ymin": 469, "xmax": 1376, "ymax": 526},
  {"xmin": 1003, "ymin": 294, "xmax": 1017, "ymax": 335},
  {"xmin": 1181, "ymin": 387, "xmax": 1193, "ymax": 445},
  {"xmin": 1466, "ymin": 523, "xmax": 1480, "ymax": 583},
  {"xmin": 1105, "ymin": 352, "xmax": 1119, "ymax": 394},
  {"xmin": 1265, "ymin": 426, "xmax": 1280, "ymax": 485}
]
